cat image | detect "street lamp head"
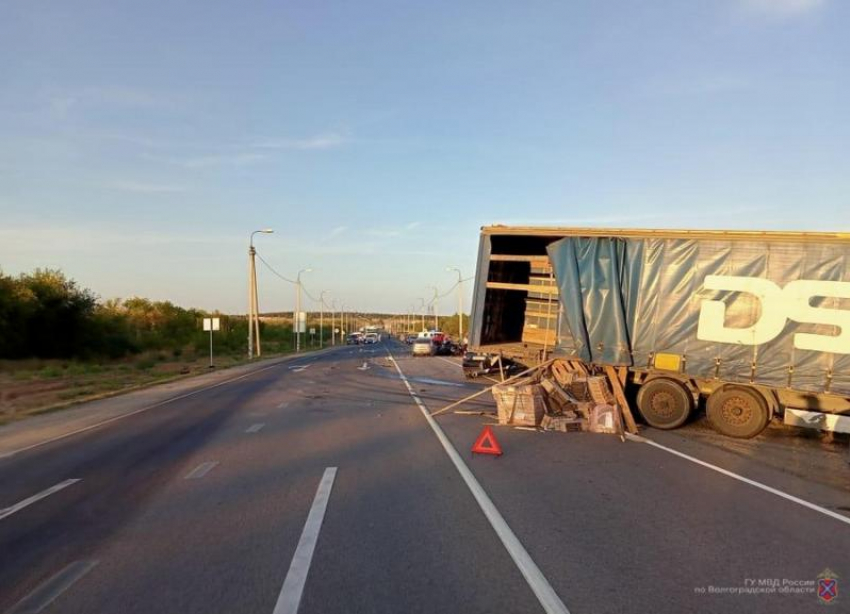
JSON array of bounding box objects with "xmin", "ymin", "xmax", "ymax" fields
[{"xmin": 250, "ymin": 228, "xmax": 274, "ymax": 248}]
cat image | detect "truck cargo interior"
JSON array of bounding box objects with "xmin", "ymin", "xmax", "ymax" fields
[{"xmin": 480, "ymin": 234, "xmax": 560, "ymax": 348}]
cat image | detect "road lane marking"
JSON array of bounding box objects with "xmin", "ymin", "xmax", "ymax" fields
[
  {"xmin": 436, "ymin": 357, "xmax": 461, "ymax": 368},
  {"xmin": 277, "ymin": 402, "xmax": 290, "ymax": 409},
  {"xmin": 184, "ymin": 461, "xmax": 219, "ymax": 479},
  {"xmin": 410, "ymin": 376, "xmax": 465, "ymax": 388},
  {"xmin": 387, "ymin": 352, "xmax": 570, "ymax": 614},
  {"xmin": 625, "ymin": 433, "xmax": 850, "ymax": 527},
  {"xmin": 0, "ymin": 359, "xmax": 295, "ymax": 460},
  {"xmin": 246, "ymin": 423, "xmax": 266, "ymax": 433},
  {"xmin": 273, "ymin": 467, "xmax": 338, "ymax": 614},
  {"xmin": 357, "ymin": 361, "xmax": 369, "ymax": 371},
  {"xmin": 7, "ymin": 560, "xmax": 98, "ymax": 613},
  {"xmin": 0, "ymin": 479, "xmax": 81, "ymax": 522},
  {"xmin": 289, "ymin": 364, "xmax": 312, "ymax": 373}
]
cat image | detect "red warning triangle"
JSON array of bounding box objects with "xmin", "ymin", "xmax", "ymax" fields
[{"xmin": 472, "ymin": 426, "xmax": 503, "ymax": 456}]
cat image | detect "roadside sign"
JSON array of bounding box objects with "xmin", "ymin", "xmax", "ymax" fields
[
  {"xmin": 309, "ymin": 327, "xmax": 316, "ymax": 335},
  {"xmin": 202, "ymin": 317, "xmax": 220, "ymax": 368}
]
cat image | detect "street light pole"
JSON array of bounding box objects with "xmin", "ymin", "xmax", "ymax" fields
[
  {"xmin": 248, "ymin": 228, "xmax": 274, "ymax": 359},
  {"xmin": 320, "ymin": 290, "xmax": 328, "ymax": 349},
  {"xmin": 448, "ymin": 267, "xmax": 463, "ymax": 342},
  {"xmin": 331, "ymin": 299, "xmax": 337, "ymax": 345},
  {"xmin": 295, "ymin": 268, "xmax": 312, "ymax": 353},
  {"xmin": 429, "ymin": 285, "xmax": 439, "ymax": 330},
  {"xmin": 417, "ymin": 297, "xmax": 426, "ymax": 331}
]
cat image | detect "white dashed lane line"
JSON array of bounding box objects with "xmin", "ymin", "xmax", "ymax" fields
[
  {"xmin": 273, "ymin": 467, "xmax": 338, "ymax": 614},
  {"xmin": 184, "ymin": 461, "xmax": 219, "ymax": 480},
  {"xmin": 245, "ymin": 423, "xmax": 265, "ymax": 434},
  {"xmin": 0, "ymin": 479, "xmax": 81, "ymax": 522}
]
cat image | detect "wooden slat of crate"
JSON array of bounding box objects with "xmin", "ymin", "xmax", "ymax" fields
[
  {"xmin": 486, "ymin": 281, "xmax": 558, "ymax": 296},
  {"xmin": 528, "ymin": 276, "xmax": 556, "ymax": 287},
  {"xmin": 525, "ymin": 308, "xmax": 558, "ymax": 320},
  {"xmin": 524, "ymin": 323, "xmax": 558, "ymax": 336},
  {"xmin": 489, "ymin": 254, "xmax": 549, "ymax": 264},
  {"xmin": 524, "ymin": 309, "xmax": 558, "ymax": 320},
  {"xmin": 526, "ymin": 297, "xmax": 559, "ymax": 309},
  {"xmin": 522, "ymin": 327, "xmax": 557, "ymax": 346}
]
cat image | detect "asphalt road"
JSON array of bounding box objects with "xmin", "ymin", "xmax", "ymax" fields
[{"xmin": 0, "ymin": 340, "xmax": 847, "ymax": 613}]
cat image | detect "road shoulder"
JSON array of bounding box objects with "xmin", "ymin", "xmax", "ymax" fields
[{"xmin": 0, "ymin": 348, "xmax": 338, "ymax": 458}]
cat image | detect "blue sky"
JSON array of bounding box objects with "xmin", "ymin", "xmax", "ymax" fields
[{"xmin": 1, "ymin": 0, "xmax": 847, "ymax": 314}]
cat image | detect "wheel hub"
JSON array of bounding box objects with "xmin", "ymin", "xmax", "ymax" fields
[
  {"xmin": 721, "ymin": 397, "xmax": 752, "ymax": 425},
  {"xmin": 650, "ymin": 391, "xmax": 676, "ymax": 417}
]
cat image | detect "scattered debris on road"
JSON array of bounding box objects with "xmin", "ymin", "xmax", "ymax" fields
[{"xmin": 444, "ymin": 358, "xmax": 635, "ymax": 440}]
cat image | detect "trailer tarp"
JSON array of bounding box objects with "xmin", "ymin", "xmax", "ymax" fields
[{"xmin": 547, "ymin": 236, "xmax": 850, "ymax": 395}]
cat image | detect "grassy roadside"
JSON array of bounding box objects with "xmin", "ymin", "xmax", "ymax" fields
[{"xmin": 0, "ymin": 346, "xmax": 310, "ymax": 426}]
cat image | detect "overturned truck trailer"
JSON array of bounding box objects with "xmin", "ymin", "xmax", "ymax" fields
[{"xmin": 469, "ymin": 226, "xmax": 850, "ymax": 438}]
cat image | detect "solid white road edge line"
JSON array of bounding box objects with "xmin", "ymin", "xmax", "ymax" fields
[
  {"xmin": 0, "ymin": 478, "xmax": 81, "ymax": 522},
  {"xmin": 184, "ymin": 461, "xmax": 219, "ymax": 480},
  {"xmin": 273, "ymin": 467, "xmax": 338, "ymax": 614},
  {"xmin": 1, "ymin": 360, "xmax": 291, "ymax": 459},
  {"xmin": 624, "ymin": 433, "xmax": 850, "ymax": 527},
  {"xmin": 387, "ymin": 352, "xmax": 570, "ymax": 614}
]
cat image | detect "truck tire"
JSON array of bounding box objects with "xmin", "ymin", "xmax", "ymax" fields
[
  {"xmin": 636, "ymin": 378, "xmax": 694, "ymax": 429},
  {"xmin": 706, "ymin": 386, "xmax": 770, "ymax": 439}
]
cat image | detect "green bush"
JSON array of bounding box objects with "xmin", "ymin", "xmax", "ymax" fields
[
  {"xmin": 134, "ymin": 358, "xmax": 156, "ymax": 371},
  {"xmin": 40, "ymin": 366, "xmax": 63, "ymax": 378}
]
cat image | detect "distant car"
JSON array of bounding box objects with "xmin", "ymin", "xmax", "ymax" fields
[
  {"xmin": 346, "ymin": 333, "xmax": 362, "ymax": 345},
  {"xmin": 406, "ymin": 334, "xmax": 417, "ymax": 345},
  {"xmin": 364, "ymin": 332, "xmax": 379, "ymax": 344},
  {"xmin": 434, "ymin": 341, "xmax": 456, "ymax": 356},
  {"xmin": 412, "ymin": 337, "xmax": 436, "ymax": 357}
]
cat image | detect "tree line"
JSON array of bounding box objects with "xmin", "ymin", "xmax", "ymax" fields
[{"xmin": 0, "ymin": 268, "xmax": 273, "ymax": 360}]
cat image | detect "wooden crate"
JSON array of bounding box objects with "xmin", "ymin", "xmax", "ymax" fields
[
  {"xmin": 521, "ymin": 327, "xmax": 557, "ymax": 346},
  {"xmin": 492, "ymin": 384, "xmax": 547, "ymax": 426}
]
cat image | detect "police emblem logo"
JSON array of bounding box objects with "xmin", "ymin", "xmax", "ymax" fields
[{"xmin": 818, "ymin": 569, "xmax": 838, "ymax": 605}]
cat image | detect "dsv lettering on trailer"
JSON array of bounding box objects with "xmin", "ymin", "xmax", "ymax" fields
[{"xmin": 697, "ymin": 276, "xmax": 850, "ymax": 354}]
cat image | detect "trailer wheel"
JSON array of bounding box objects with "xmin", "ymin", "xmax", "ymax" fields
[
  {"xmin": 706, "ymin": 386, "xmax": 769, "ymax": 439},
  {"xmin": 636, "ymin": 378, "xmax": 694, "ymax": 429}
]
